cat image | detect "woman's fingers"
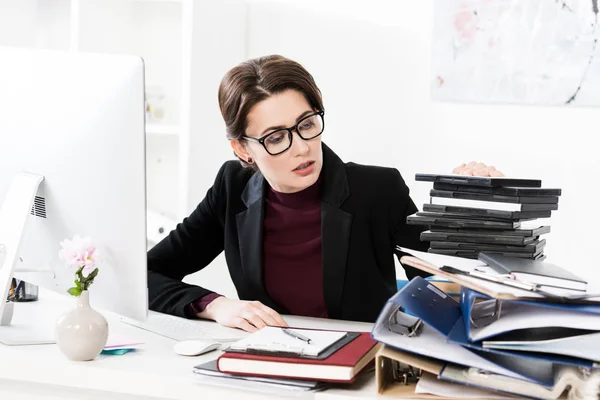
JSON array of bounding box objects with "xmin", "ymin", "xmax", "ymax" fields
[
  {"xmin": 234, "ymin": 317, "xmax": 258, "ymax": 333},
  {"xmin": 458, "ymin": 161, "xmax": 477, "ymax": 174},
  {"xmin": 211, "ymin": 299, "xmax": 288, "ymax": 332},
  {"xmin": 473, "ymin": 166, "xmax": 494, "ymax": 176},
  {"xmin": 253, "ymin": 306, "xmax": 280, "ymax": 327},
  {"xmin": 242, "ymin": 310, "xmax": 267, "ymax": 330},
  {"xmin": 456, "ymin": 161, "xmax": 478, "ymax": 175},
  {"xmin": 259, "ymin": 304, "xmax": 288, "ymax": 327},
  {"xmin": 455, "ymin": 161, "xmax": 504, "ymax": 177},
  {"xmin": 472, "ymin": 162, "xmax": 487, "ymax": 172},
  {"xmin": 452, "ymin": 163, "xmax": 466, "ymax": 174},
  {"xmin": 248, "ymin": 302, "xmax": 288, "ymax": 328},
  {"xmin": 463, "ymin": 162, "xmax": 486, "ymax": 175}
]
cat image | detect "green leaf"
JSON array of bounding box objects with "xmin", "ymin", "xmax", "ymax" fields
[
  {"xmin": 86, "ymin": 268, "xmax": 99, "ymax": 282},
  {"xmin": 67, "ymin": 286, "xmax": 82, "ymax": 296}
]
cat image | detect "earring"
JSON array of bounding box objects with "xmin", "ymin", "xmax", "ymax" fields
[{"xmin": 246, "ymin": 156, "xmax": 254, "ymax": 164}]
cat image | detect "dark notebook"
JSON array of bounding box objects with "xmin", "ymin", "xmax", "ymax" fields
[{"xmin": 193, "ymin": 359, "xmax": 325, "ymax": 389}]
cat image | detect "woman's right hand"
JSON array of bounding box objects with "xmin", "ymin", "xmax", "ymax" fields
[{"xmin": 199, "ymin": 297, "xmax": 288, "ymax": 332}]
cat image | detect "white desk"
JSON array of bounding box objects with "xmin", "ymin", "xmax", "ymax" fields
[{"xmin": 0, "ymin": 292, "xmax": 381, "ymax": 400}]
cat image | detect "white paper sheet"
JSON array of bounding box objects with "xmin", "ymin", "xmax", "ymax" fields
[
  {"xmin": 484, "ymin": 332, "xmax": 600, "ymax": 362},
  {"xmin": 398, "ymin": 247, "xmax": 600, "ymax": 301},
  {"xmin": 226, "ymin": 326, "xmax": 346, "ymax": 357},
  {"xmin": 471, "ymin": 302, "xmax": 600, "ymax": 342},
  {"xmin": 415, "ymin": 372, "xmax": 517, "ymax": 399}
]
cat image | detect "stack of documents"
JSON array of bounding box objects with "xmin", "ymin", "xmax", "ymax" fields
[
  {"xmin": 204, "ymin": 326, "xmax": 379, "ymax": 384},
  {"xmin": 373, "ymin": 248, "xmax": 600, "ymax": 399},
  {"xmin": 407, "ymin": 174, "xmax": 561, "ymax": 261}
]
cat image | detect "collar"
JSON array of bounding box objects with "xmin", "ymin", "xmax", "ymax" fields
[{"xmin": 240, "ymin": 142, "xmax": 349, "ymax": 208}]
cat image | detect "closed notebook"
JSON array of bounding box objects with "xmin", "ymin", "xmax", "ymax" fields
[
  {"xmin": 479, "ymin": 252, "xmax": 587, "ymax": 291},
  {"xmin": 193, "ymin": 359, "xmax": 325, "ymax": 390},
  {"xmin": 217, "ymin": 331, "xmax": 380, "ymax": 383}
]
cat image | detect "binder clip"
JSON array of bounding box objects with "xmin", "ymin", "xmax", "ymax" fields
[
  {"xmin": 391, "ymin": 360, "xmax": 422, "ymax": 385},
  {"xmin": 387, "ymin": 306, "xmax": 424, "ymax": 337},
  {"xmin": 469, "ymin": 297, "xmax": 524, "ymax": 329},
  {"xmin": 469, "ymin": 298, "xmax": 504, "ymax": 329}
]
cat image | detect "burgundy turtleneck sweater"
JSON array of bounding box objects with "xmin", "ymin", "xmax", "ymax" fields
[
  {"xmin": 262, "ymin": 177, "xmax": 328, "ymax": 318},
  {"xmin": 187, "ymin": 177, "xmax": 328, "ymax": 319}
]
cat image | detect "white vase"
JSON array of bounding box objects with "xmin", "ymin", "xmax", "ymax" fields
[{"xmin": 55, "ymin": 290, "xmax": 108, "ymax": 361}]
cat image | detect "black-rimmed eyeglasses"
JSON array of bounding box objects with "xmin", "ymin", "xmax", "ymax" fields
[{"xmin": 242, "ymin": 110, "xmax": 325, "ymax": 156}]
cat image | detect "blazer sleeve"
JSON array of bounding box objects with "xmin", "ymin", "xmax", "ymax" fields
[
  {"xmin": 389, "ymin": 169, "xmax": 432, "ymax": 280},
  {"xmin": 147, "ymin": 163, "xmax": 228, "ymax": 318}
]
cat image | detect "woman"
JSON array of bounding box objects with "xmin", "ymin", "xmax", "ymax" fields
[{"xmin": 147, "ymin": 55, "xmax": 502, "ymax": 332}]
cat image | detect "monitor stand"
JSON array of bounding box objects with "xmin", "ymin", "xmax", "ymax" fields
[
  {"xmin": 0, "ymin": 172, "xmax": 51, "ymax": 345},
  {"xmin": 0, "ymin": 293, "xmax": 67, "ymax": 345}
]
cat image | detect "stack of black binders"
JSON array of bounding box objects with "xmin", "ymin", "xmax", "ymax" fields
[{"xmin": 407, "ymin": 174, "xmax": 561, "ymax": 260}]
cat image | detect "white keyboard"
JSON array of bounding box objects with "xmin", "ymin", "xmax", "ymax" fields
[{"xmin": 121, "ymin": 312, "xmax": 245, "ymax": 343}]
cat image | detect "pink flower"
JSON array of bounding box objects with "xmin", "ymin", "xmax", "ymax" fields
[
  {"xmin": 58, "ymin": 235, "xmax": 100, "ymax": 276},
  {"xmin": 60, "ymin": 234, "xmax": 101, "ymax": 296},
  {"xmin": 81, "ymin": 247, "xmax": 99, "ymax": 277}
]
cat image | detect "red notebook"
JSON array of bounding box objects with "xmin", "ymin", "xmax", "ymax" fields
[{"xmin": 216, "ymin": 331, "xmax": 380, "ymax": 383}]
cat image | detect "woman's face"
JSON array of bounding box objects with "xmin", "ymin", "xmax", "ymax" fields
[{"xmin": 233, "ymin": 89, "xmax": 323, "ymax": 194}]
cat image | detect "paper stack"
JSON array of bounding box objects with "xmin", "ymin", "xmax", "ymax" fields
[{"xmin": 372, "ymin": 249, "xmax": 600, "ymax": 400}]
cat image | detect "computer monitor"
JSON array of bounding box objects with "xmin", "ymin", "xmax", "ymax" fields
[{"xmin": 0, "ymin": 47, "xmax": 148, "ymax": 344}]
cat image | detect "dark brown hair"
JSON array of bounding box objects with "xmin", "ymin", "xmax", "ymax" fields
[{"xmin": 218, "ymin": 55, "xmax": 324, "ymax": 168}]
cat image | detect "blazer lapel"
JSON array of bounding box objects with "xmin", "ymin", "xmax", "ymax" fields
[
  {"xmin": 320, "ymin": 144, "xmax": 352, "ymax": 319},
  {"xmin": 235, "ymin": 170, "xmax": 281, "ymax": 310},
  {"xmin": 235, "ymin": 143, "xmax": 353, "ymax": 317}
]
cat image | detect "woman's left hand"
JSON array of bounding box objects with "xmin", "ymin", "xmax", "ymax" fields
[{"xmin": 453, "ymin": 161, "xmax": 505, "ymax": 177}]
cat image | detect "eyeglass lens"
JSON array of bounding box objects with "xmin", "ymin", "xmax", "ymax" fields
[{"xmin": 263, "ymin": 113, "xmax": 324, "ymax": 155}]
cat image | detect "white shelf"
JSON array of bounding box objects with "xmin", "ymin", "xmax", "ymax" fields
[
  {"xmin": 146, "ymin": 124, "xmax": 179, "ymax": 136},
  {"xmin": 146, "ymin": 208, "xmax": 177, "ymax": 246},
  {"xmin": 2, "ymin": 0, "xmax": 246, "ymax": 222}
]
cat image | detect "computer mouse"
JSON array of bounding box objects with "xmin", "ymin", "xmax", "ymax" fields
[{"xmin": 173, "ymin": 339, "xmax": 221, "ymax": 357}]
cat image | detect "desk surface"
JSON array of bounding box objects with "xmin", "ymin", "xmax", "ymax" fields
[{"xmin": 0, "ymin": 291, "xmax": 381, "ymax": 400}]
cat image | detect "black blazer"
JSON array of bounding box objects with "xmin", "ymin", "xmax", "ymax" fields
[{"xmin": 147, "ymin": 143, "xmax": 429, "ymax": 323}]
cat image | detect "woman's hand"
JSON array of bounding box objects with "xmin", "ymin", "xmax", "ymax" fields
[
  {"xmin": 199, "ymin": 297, "xmax": 288, "ymax": 332},
  {"xmin": 453, "ymin": 161, "xmax": 504, "ymax": 177}
]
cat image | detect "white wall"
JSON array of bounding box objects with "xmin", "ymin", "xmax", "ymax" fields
[
  {"xmin": 0, "ymin": 0, "xmax": 70, "ymax": 49},
  {"xmin": 184, "ymin": 0, "xmax": 249, "ymax": 212},
  {"xmin": 181, "ymin": 0, "xmax": 248, "ymax": 299},
  {"xmin": 238, "ymin": 0, "xmax": 600, "ymax": 283}
]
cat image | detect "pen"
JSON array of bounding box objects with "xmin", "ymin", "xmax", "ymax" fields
[{"xmin": 282, "ymin": 328, "xmax": 312, "ymax": 344}]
